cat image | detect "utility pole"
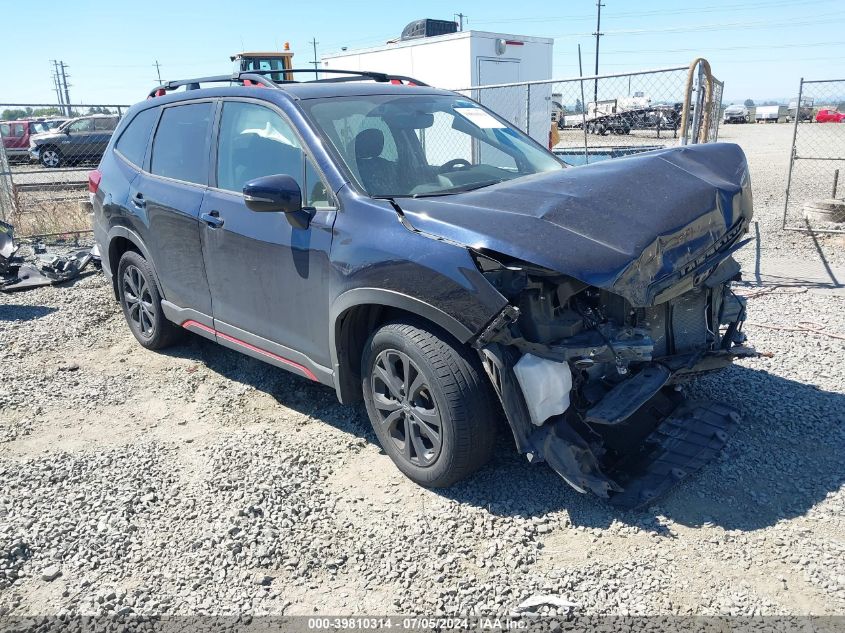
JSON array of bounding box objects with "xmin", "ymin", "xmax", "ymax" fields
[
  {"xmin": 154, "ymin": 60, "xmax": 162, "ymax": 84},
  {"xmin": 59, "ymin": 61, "xmax": 72, "ymax": 116},
  {"xmin": 310, "ymin": 37, "xmax": 319, "ymax": 81},
  {"xmin": 593, "ymin": 0, "xmax": 604, "ymax": 104},
  {"xmin": 50, "ymin": 60, "xmax": 64, "ymax": 109},
  {"xmin": 454, "ymin": 13, "xmax": 467, "ymax": 31}
]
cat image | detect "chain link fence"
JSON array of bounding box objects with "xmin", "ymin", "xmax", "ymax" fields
[
  {"xmin": 0, "ymin": 103, "xmax": 128, "ymax": 236},
  {"xmin": 782, "ymin": 78, "xmax": 845, "ymax": 234},
  {"xmin": 460, "ymin": 61, "xmax": 722, "ymax": 166}
]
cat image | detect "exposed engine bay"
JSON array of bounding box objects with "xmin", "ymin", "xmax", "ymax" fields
[{"xmin": 472, "ymin": 252, "xmax": 756, "ymax": 509}]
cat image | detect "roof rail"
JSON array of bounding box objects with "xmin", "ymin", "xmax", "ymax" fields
[
  {"xmin": 246, "ymin": 68, "xmax": 429, "ymax": 86},
  {"xmin": 147, "ymin": 73, "xmax": 275, "ymax": 98},
  {"xmin": 146, "ymin": 69, "xmax": 428, "ymax": 98}
]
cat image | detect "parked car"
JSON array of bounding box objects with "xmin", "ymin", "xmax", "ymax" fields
[
  {"xmin": 92, "ymin": 70, "xmax": 755, "ymax": 509},
  {"xmin": 816, "ymin": 109, "xmax": 845, "ymax": 123},
  {"xmin": 722, "ymin": 104, "xmax": 749, "ymax": 124},
  {"xmin": 30, "ymin": 114, "xmax": 119, "ymax": 167},
  {"xmin": 786, "ymin": 98, "xmax": 814, "ymax": 122},
  {"xmin": 0, "ymin": 119, "xmax": 51, "ymax": 160}
]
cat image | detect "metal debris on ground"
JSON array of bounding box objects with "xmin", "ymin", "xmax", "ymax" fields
[
  {"xmin": 0, "ymin": 223, "xmax": 100, "ymax": 292},
  {"xmin": 512, "ymin": 595, "xmax": 580, "ymax": 614},
  {"xmin": 0, "ymin": 220, "xmax": 17, "ymax": 274}
]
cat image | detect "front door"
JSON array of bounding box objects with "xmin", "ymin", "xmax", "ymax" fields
[
  {"xmin": 63, "ymin": 118, "xmax": 95, "ymax": 158},
  {"xmin": 200, "ymin": 99, "xmax": 336, "ymax": 372}
]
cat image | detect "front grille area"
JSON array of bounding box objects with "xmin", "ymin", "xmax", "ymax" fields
[{"xmin": 670, "ymin": 288, "xmax": 709, "ymax": 353}]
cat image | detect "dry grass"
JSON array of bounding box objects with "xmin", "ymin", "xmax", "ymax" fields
[{"xmin": 9, "ymin": 191, "xmax": 92, "ymax": 238}]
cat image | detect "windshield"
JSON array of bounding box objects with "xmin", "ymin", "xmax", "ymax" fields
[
  {"xmin": 300, "ymin": 94, "xmax": 564, "ymax": 197},
  {"xmin": 29, "ymin": 122, "xmax": 49, "ymax": 134}
]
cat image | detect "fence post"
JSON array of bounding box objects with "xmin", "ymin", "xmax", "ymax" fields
[
  {"xmin": 782, "ymin": 77, "xmax": 804, "ymax": 230},
  {"xmin": 526, "ymin": 83, "xmax": 531, "ymax": 137},
  {"xmin": 0, "ymin": 144, "xmax": 15, "ymax": 223}
]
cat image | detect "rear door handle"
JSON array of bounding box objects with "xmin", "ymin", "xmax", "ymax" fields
[
  {"xmin": 131, "ymin": 192, "xmax": 145, "ymax": 209},
  {"xmin": 200, "ymin": 210, "xmax": 224, "ymax": 228}
]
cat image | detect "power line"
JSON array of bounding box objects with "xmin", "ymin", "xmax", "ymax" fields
[
  {"xmin": 550, "ymin": 12, "xmax": 845, "ymax": 39},
  {"xmin": 472, "ymin": 0, "xmax": 834, "ymax": 24},
  {"xmin": 558, "ymin": 40, "xmax": 845, "ymax": 56}
]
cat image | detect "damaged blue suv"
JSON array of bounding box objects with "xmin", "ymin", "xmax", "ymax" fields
[{"xmin": 91, "ymin": 69, "xmax": 755, "ymax": 509}]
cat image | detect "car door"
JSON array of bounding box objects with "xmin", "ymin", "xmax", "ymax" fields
[
  {"xmin": 90, "ymin": 117, "xmax": 118, "ymax": 159},
  {"xmin": 10, "ymin": 123, "xmax": 27, "ymax": 153},
  {"xmin": 64, "ymin": 118, "xmax": 95, "ymax": 158},
  {"xmin": 199, "ymin": 98, "xmax": 336, "ymax": 371},
  {"xmin": 133, "ymin": 101, "xmax": 214, "ymax": 318}
]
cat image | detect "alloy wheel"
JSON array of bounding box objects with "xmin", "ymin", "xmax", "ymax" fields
[
  {"xmin": 42, "ymin": 150, "xmax": 60, "ymax": 167},
  {"xmin": 370, "ymin": 349, "xmax": 443, "ymax": 467},
  {"xmin": 122, "ymin": 264, "xmax": 156, "ymax": 338}
]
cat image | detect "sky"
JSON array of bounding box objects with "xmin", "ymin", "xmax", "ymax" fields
[{"xmin": 0, "ymin": 0, "xmax": 842, "ymax": 108}]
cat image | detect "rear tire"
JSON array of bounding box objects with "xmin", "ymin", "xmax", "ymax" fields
[
  {"xmin": 361, "ymin": 320, "xmax": 497, "ymax": 488},
  {"xmin": 117, "ymin": 251, "xmax": 183, "ymax": 350}
]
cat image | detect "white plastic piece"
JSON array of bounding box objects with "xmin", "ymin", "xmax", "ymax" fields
[
  {"xmin": 513, "ymin": 594, "xmax": 580, "ymax": 614},
  {"xmin": 513, "ymin": 353, "xmax": 572, "ymax": 427}
]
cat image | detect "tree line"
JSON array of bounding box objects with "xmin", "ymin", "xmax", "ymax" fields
[{"xmin": 0, "ymin": 106, "xmax": 115, "ymax": 121}]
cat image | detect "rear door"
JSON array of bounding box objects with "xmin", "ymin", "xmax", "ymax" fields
[
  {"xmin": 90, "ymin": 116, "xmax": 118, "ymax": 159},
  {"xmin": 199, "ymin": 98, "xmax": 336, "ymax": 371},
  {"xmin": 133, "ymin": 101, "xmax": 214, "ymax": 317},
  {"xmin": 8, "ymin": 122, "xmax": 26, "ymax": 152}
]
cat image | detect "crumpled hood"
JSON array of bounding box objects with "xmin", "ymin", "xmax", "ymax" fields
[{"xmin": 396, "ymin": 142, "xmax": 753, "ymax": 306}]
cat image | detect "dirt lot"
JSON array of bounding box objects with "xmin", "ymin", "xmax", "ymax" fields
[{"xmin": 1, "ymin": 124, "xmax": 843, "ymax": 619}]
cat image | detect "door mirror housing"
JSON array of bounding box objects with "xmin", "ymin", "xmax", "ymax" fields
[{"xmin": 243, "ymin": 174, "xmax": 302, "ymax": 214}]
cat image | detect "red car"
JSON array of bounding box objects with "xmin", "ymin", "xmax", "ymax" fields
[
  {"xmin": 0, "ymin": 119, "xmax": 50, "ymax": 160},
  {"xmin": 815, "ymin": 109, "xmax": 845, "ymax": 123}
]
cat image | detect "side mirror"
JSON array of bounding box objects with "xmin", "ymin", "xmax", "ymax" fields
[
  {"xmin": 243, "ymin": 174, "xmax": 302, "ymax": 213},
  {"xmin": 242, "ymin": 174, "xmax": 313, "ymax": 229}
]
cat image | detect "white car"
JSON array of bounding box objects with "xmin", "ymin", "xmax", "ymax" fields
[{"xmin": 723, "ymin": 105, "xmax": 750, "ymax": 124}]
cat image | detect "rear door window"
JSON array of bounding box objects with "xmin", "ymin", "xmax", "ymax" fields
[
  {"xmin": 95, "ymin": 117, "xmax": 118, "ymax": 131},
  {"xmin": 151, "ymin": 103, "xmax": 212, "ymax": 186},
  {"xmin": 115, "ymin": 108, "xmax": 158, "ymax": 168}
]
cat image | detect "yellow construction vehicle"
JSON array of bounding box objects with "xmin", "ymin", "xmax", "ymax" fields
[{"xmin": 231, "ymin": 45, "xmax": 294, "ymax": 82}]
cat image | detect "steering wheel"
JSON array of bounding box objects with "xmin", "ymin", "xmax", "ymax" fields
[{"xmin": 440, "ymin": 158, "xmax": 472, "ymax": 172}]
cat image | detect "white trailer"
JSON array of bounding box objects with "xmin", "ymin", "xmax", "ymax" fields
[
  {"xmin": 755, "ymin": 105, "xmax": 788, "ymax": 123},
  {"xmin": 321, "ymin": 30, "xmax": 554, "ymax": 146}
]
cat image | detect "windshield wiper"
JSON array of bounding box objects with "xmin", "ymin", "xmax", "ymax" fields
[{"xmin": 411, "ymin": 179, "xmax": 504, "ymax": 198}]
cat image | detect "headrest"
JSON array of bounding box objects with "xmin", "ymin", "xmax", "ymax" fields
[{"xmin": 354, "ymin": 128, "xmax": 384, "ymax": 160}]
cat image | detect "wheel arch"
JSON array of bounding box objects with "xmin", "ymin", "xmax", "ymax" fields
[
  {"xmin": 106, "ymin": 227, "xmax": 163, "ymax": 301},
  {"xmin": 330, "ymin": 289, "xmax": 476, "ymax": 404}
]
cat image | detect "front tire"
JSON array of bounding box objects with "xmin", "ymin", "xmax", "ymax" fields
[
  {"xmin": 39, "ymin": 146, "xmax": 62, "ymax": 168},
  {"xmin": 117, "ymin": 251, "xmax": 183, "ymax": 350},
  {"xmin": 361, "ymin": 320, "xmax": 497, "ymax": 488}
]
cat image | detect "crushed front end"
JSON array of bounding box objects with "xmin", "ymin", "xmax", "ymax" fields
[
  {"xmin": 472, "ymin": 247, "xmax": 755, "ymax": 510},
  {"xmin": 395, "ymin": 142, "xmax": 757, "ymax": 508}
]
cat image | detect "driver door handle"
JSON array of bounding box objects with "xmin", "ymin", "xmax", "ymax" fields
[{"xmin": 201, "ymin": 210, "xmax": 224, "ymax": 229}]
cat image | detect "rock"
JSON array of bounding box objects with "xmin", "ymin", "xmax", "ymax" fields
[{"xmin": 41, "ymin": 565, "xmax": 62, "ymax": 582}]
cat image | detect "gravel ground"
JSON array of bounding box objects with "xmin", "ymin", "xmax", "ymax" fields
[{"xmin": 0, "ymin": 124, "xmax": 843, "ymax": 619}]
